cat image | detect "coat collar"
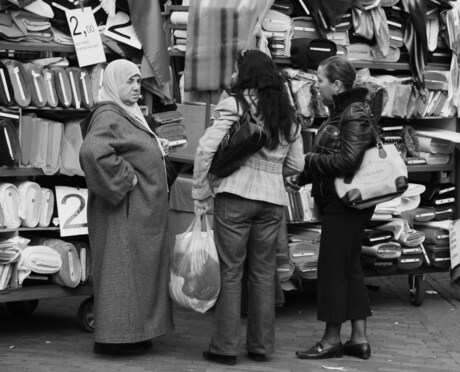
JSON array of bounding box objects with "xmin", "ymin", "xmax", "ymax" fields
[{"xmin": 332, "ymin": 87, "xmax": 368, "ymax": 114}]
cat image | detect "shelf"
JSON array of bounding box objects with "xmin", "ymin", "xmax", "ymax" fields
[
  {"xmin": 165, "ymin": 5, "xmax": 189, "ymax": 12},
  {"xmin": 273, "ymin": 57, "xmax": 450, "ymax": 71},
  {"xmin": 1, "ymin": 226, "xmax": 60, "ymax": 233},
  {"xmin": 0, "ymin": 283, "xmax": 92, "ymax": 303},
  {"xmin": 0, "ymin": 41, "xmax": 78, "ymax": 53},
  {"xmin": 407, "ymin": 164, "xmax": 455, "ymax": 173},
  {"xmin": 0, "ymin": 167, "xmax": 44, "ymax": 177}
]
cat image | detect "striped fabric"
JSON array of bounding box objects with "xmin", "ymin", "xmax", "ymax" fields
[{"xmin": 184, "ymin": 0, "xmax": 274, "ymax": 91}]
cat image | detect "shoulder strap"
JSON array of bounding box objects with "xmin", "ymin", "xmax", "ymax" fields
[{"xmin": 338, "ymin": 104, "xmax": 383, "ymax": 148}]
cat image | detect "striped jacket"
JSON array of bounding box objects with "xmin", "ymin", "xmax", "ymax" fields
[{"xmin": 192, "ymin": 93, "xmax": 305, "ymax": 206}]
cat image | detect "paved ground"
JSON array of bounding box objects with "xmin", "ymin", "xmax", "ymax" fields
[{"xmin": 1, "ymin": 272, "xmax": 460, "ymax": 372}]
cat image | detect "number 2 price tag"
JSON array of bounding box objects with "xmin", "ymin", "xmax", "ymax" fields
[
  {"xmin": 55, "ymin": 186, "xmax": 88, "ymax": 237},
  {"xmin": 66, "ymin": 7, "xmax": 106, "ymax": 67},
  {"xmin": 104, "ymin": 11, "xmax": 142, "ymax": 49}
]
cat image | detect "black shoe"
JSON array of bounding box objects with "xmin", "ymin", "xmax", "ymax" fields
[
  {"xmin": 296, "ymin": 342, "xmax": 343, "ymax": 359},
  {"xmin": 142, "ymin": 340, "xmax": 153, "ymax": 351},
  {"xmin": 93, "ymin": 342, "xmax": 146, "ymax": 356},
  {"xmin": 343, "ymin": 341, "xmax": 371, "ymax": 360},
  {"xmin": 247, "ymin": 351, "xmax": 266, "ymax": 362},
  {"xmin": 202, "ymin": 351, "xmax": 236, "ymax": 365}
]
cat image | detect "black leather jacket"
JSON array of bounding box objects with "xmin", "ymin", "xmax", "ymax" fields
[{"xmin": 304, "ymin": 87, "xmax": 376, "ymax": 198}]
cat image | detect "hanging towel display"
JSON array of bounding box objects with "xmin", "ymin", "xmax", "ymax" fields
[
  {"xmin": 42, "ymin": 68, "xmax": 59, "ymax": 108},
  {"xmin": 65, "ymin": 67, "xmax": 83, "ymax": 109},
  {"xmin": 33, "ymin": 237, "xmax": 82, "ymax": 288},
  {"xmin": 20, "ymin": 113, "xmax": 35, "ymax": 166},
  {"xmin": 38, "ymin": 187, "xmax": 54, "ymax": 227},
  {"xmin": 0, "ymin": 263, "xmax": 13, "ymax": 290},
  {"xmin": 0, "ymin": 183, "xmax": 20, "ymax": 229},
  {"xmin": 77, "ymin": 67, "xmax": 93, "ymax": 109},
  {"xmin": 24, "ymin": 63, "xmax": 47, "ymax": 107},
  {"xmin": 17, "ymin": 181, "xmax": 42, "ymax": 228},
  {"xmin": 89, "ymin": 62, "xmax": 107, "ymax": 104},
  {"xmin": 59, "ymin": 119, "xmax": 84, "ymax": 177},
  {"xmin": 0, "ymin": 61, "xmax": 15, "ymax": 106},
  {"xmin": 71, "ymin": 240, "xmax": 91, "ymax": 284},
  {"xmin": 17, "ymin": 245, "xmax": 62, "ymax": 285},
  {"xmin": 2, "ymin": 59, "xmax": 32, "ymax": 107},
  {"xmin": 51, "ymin": 67, "xmax": 72, "ymax": 108},
  {"xmin": 0, "ymin": 119, "xmax": 20, "ymax": 167}
]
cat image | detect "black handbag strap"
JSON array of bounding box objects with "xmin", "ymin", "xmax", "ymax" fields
[{"xmin": 338, "ymin": 104, "xmax": 386, "ymax": 158}]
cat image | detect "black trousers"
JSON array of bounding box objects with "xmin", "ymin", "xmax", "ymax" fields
[{"xmin": 316, "ymin": 195, "xmax": 374, "ymax": 323}]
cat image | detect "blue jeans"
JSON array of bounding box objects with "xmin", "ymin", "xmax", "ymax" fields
[{"xmin": 209, "ymin": 193, "xmax": 284, "ymax": 356}]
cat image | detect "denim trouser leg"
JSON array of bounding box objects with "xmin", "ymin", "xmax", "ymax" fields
[
  {"xmin": 209, "ymin": 193, "xmax": 283, "ymax": 356},
  {"xmin": 245, "ymin": 207, "xmax": 280, "ymax": 354}
]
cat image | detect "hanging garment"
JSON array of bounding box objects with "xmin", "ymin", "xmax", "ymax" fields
[{"xmin": 184, "ymin": 0, "xmax": 274, "ymax": 92}]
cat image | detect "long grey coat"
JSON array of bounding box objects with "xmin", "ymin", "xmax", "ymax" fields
[{"xmin": 80, "ymin": 102, "xmax": 173, "ymax": 343}]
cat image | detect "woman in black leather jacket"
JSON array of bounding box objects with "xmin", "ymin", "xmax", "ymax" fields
[{"xmin": 295, "ymin": 56, "xmax": 376, "ymax": 360}]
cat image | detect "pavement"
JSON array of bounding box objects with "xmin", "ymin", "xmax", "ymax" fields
[{"xmin": 1, "ymin": 272, "xmax": 460, "ymax": 372}]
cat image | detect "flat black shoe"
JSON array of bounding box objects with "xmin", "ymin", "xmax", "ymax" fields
[
  {"xmin": 343, "ymin": 341, "xmax": 371, "ymax": 360},
  {"xmin": 202, "ymin": 351, "xmax": 236, "ymax": 365},
  {"xmin": 296, "ymin": 342, "xmax": 343, "ymax": 359},
  {"xmin": 247, "ymin": 351, "xmax": 266, "ymax": 362}
]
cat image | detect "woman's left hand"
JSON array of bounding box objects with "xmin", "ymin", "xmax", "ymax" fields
[{"xmin": 159, "ymin": 138, "xmax": 170, "ymax": 155}]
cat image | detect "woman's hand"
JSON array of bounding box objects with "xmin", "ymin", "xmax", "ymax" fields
[
  {"xmin": 194, "ymin": 197, "xmax": 213, "ymax": 216},
  {"xmin": 284, "ymin": 175, "xmax": 300, "ymax": 192},
  {"xmin": 159, "ymin": 138, "xmax": 170, "ymax": 155}
]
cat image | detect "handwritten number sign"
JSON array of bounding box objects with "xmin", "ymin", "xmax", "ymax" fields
[
  {"xmin": 55, "ymin": 186, "xmax": 88, "ymax": 237},
  {"xmin": 104, "ymin": 11, "xmax": 142, "ymax": 49},
  {"xmin": 66, "ymin": 7, "xmax": 106, "ymax": 67}
]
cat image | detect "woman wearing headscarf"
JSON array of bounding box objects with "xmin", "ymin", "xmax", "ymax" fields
[{"xmin": 79, "ymin": 59, "xmax": 173, "ymax": 356}]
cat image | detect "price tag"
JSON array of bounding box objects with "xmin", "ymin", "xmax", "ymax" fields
[
  {"xmin": 66, "ymin": 7, "xmax": 106, "ymax": 67},
  {"xmin": 104, "ymin": 11, "xmax": 142, "ymax": 49},
  {"xmin": 55, "ymin": 186, "xmax": 88, "ymax": 237}
]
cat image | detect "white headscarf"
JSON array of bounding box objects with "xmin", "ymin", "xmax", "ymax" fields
[
  {"xmin": 100, "ymin": 59, "xmax": 166, "ymax": 156},
  {"xmin": 100, "ymin": 59, "xmax": 152, "ymax": 132}
]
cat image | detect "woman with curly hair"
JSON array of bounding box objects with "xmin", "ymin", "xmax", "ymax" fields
[{"xmin": 192, "ymin": 49, "xmax": 305, "ymax": 365}]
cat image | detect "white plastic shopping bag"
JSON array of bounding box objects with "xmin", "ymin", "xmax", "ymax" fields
[{"xmin": 169, "ymin": 215, "xmax": 220, "ymax": 313}]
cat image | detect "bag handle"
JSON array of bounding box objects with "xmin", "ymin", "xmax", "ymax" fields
[{"xmin": 339, "ymin": 105, "xmax": 387, "ymax": 159}]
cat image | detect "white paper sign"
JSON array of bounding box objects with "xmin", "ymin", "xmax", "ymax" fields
[
  {"xmin": 55, "ymin": 186, "xmax": 88, "ymax": 237},
  {"xmin": 104, "ymin": 11, "xmax": 142, "ymax": 49},
  {"xmin": 66, "ymin": 7, "xmax": 106, "ymax": 67}
]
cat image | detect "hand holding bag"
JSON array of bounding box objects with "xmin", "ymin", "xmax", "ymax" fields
[
  {"xmin": 209, "ymin": 96, "xmax": 268, "ymax": 178},
  {"xmin": 335, "ymin": 122, "xmax": 408, "ymax": 209}
]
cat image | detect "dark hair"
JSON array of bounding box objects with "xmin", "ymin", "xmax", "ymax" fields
[
  {"xmin": 319, "ymin": 56, "xmax": 356, "ymax": 90},
  {"xmin": 230, "ymin": 49, "xmax": 299, "ymax": 149}
]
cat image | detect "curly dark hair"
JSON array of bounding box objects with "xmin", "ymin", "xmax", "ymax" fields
[{"xmin": 229, "ymin": 49, "xmax": 299, "ymax": 149}]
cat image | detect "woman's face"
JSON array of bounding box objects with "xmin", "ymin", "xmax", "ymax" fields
[
  {"xmin": 316, "ymin": 65, "xmax": 336, "ymax": 105},
  {"xmin": 119, "ymin": 74, "xmax": 141, "ymax": 105}
]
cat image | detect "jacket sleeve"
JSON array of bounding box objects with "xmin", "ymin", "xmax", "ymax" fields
[
  {"xmin": 79, "ymin": 111, "xmax": 136, "ymax": 206},
  {"xmin": 192, "ymin": 96, "xmax": 239, "ymax": 201},
  {"xmin": 305, "ymin": 105, "xmax": 373, "ymax": 177},
  {"xmin": 283, "ymin": 126, "xmax": 305, "ymax": 176}
]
